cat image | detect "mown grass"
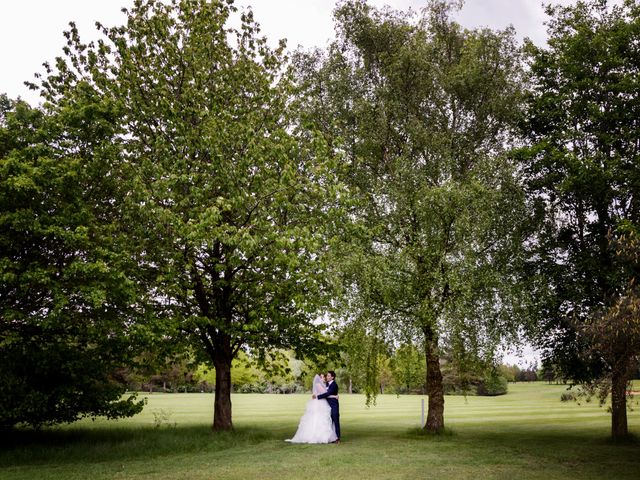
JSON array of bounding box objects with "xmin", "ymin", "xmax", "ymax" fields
[{"xmin": 1, "ymin": 382, "xmax": 639, "ymax": 479}]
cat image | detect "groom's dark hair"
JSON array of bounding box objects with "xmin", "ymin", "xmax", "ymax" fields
[{"xmin": 327, "ymin": 370, "xmax": 336, "ymax": 379}]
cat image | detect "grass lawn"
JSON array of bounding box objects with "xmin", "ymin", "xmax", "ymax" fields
[{"xmin": 1, "ymin": 382, "xmax": 639, "ymax": 479}]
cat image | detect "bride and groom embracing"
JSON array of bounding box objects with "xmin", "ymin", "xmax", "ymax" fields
[{"xmin": 285, "ymin": 371, "xmax": 341, "ymax": 444}]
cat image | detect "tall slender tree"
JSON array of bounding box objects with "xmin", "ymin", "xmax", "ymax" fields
[{"xmin": 295, "ymin": 0, "xmax": 527, "ymax": 432}]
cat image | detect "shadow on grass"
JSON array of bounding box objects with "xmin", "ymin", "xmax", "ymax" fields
[
  {"xmin": 604, "ymin": 433, "xmax": 639, "ymax": 446},
  {"xmin": 407, "ymin": 427, "xmax": 456, "ymax": 439},
  {"xmin": 0, "ymin": 425, "xmax": 275, "ymax": 467},
  {"xmin": 406, "ymin": 425, "xmax": 640, "ymax": 466},
  {"xmin": 2, "ymin": 422, "xmax": 639, "ymax": 472},
  {"xmin": 452, "ymin": 425, "xmax": 640, "ymax": 447}
]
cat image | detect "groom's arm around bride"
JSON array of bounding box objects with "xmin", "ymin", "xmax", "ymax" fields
[{"xmin": 315, "ymin": 381, "xmax": 338, "ymax": 402}]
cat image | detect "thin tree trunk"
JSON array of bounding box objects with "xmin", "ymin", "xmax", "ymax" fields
[
  {"xmin": 424, "ymin": 328, "xmax": 445, "ymax": 433},
  {"xmin": 213, "ymin": 352, "xmax": 233, "ymax": 431},
  {"xmin": 611, "ymin": 371, "xmax": 628, "ymax": 440}
]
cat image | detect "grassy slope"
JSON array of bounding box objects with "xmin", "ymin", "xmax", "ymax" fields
[{"xmin": 1, "ymin": 382, "xmax": 639, "ymax": 479}]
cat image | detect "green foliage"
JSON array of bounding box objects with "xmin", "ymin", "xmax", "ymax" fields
[
  {"xmin": 390, "ymin": 343, "xmax": 426, "ymax": 394},
  {"xmin": 193, "ymin": 364, "xmax": 216, "ymax": 389},
  {"xmin": 477, "ymin": 373, "xmax": 508, "ymax": 396},
  {"xmin": 517, "ymin": 0, "xmax": 640, "ymax": 438},
  {"xmin": 519, "ymin": 0, "xmax": 640, "ymax": 379},
  {"xmin": 581, "ymin": 228, "xmax": 640, "ymax": 389},
  {"xmin": 499, "ymin": 364, "xmax": 519, "ymax": 383},
  {"xmin": 231, "ymin": 352, "xmax": 261, "ymax": 391},
  {"xmin": 441, "ymin": 360, "xmax": 479, "ymax": 395},
  {"xmin": 27, "ymin": 0, "xmax": 344, "ymax": 429},
  {"xmin": 132, "ymin": 349, "xmax": 307, "ymax": 394},
  {"xmin": 577, "ymin": 228, "xmax": 640, "ymax": 438},
  {"xmin": 0, "ymin": 94, "xmax": 146, "ymax": 427},
  {"xmin": 294, "ymin": 0, "xmax": 527, "ymax": 426},
  {"xmin": 151, "ymin": 408, "xmax": 176, "ymax": 428}
]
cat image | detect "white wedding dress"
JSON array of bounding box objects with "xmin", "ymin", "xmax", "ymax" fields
[{"xmin": 285, "ymin": 375, "xmax": 338, "ymax": 444}]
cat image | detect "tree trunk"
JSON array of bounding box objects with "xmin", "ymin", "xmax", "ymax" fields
[
  {"xmin": 424, "ymin": 329, "xmax": 445, "ymax": 433},
  {"xmin": 611, "ymin": 371, "xmax": 628, "ymax": 441},
  {"xmin": 348, "ymin": 377, "xmax": 353, "ymax": 394},
  {"xmin": 212, "ymin": 352, "xmax": 233, "ymax": 431}
]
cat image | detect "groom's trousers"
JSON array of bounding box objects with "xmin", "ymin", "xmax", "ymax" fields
[{"xmin": 330, "ymin": 404, "xmax": 340, "ymax": 439}]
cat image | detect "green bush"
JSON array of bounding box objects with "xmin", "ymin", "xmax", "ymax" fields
[
  {"xmin": 477, "ymin": 374, "xmax": 508, "ymax": 396},
  {"xmin": 236, "ymin": 382, "xmax": 267, "ymax": 393},
  {"xmin": 560, "ymin": 392, "xmax": 576, "ymax": 402}
]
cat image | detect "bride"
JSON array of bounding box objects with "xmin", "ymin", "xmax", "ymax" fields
[{"xmin": 285, "ymin": 373, "xmax": 338, "ymax": 444}]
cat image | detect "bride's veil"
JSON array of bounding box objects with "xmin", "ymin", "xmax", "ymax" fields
[{"xmin": 312, "ymin": 374, "xmax": 326, "ymax": 395}]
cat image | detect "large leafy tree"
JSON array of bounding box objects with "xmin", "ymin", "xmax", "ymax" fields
[
  {"xmin": 295, "ymin": 0, "xmax": 527, "ymax": 432},
  {"xmin": 518, "ymin": 0, "xmax": 640, "ymax": 439},
  {"xmin": 0, "ymin": 90, "xmax": 146, "ymax": 428},
  {"xmin": 35, "ymin": 0, "xmax": 341, "ymax": 431}
]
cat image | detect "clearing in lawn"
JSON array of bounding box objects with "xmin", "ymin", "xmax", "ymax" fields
[{"xmin": 1, "ymin": 382, "xmax": 638, "ymax": 480}]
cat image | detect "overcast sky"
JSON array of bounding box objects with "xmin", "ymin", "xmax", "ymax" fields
[{"xmin": 1, "ymin": 0, "xmax": 597, "ymax": 106}]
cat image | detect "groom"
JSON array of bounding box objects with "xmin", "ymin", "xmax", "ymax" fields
[{"xmin": 313, "ymin": 370, "xmax": 340, "ymax": 443}]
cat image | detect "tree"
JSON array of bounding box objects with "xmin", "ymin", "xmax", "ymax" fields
[
  {"xmin": 0, "ymin": 92, "xmax": 146, "ymax": 427},
  {"xmin": 579, "ymin": 227, "xmax": 640, "ymax": 439},
  {"xmin": 498, "ymin": 364, "xmax": 519, "ymax": 383},
  {"xmin": 32, "ymin": 0, "xmax": 342, "ymax": 431},
  {"xmin": 518, "ymin": 0, "xmax": 640, "ymax": 439},
  {"xmin": 295, "ymin": 0, "xmax": 527, "ymax": 432},
  {"xmin": 476, "ymin": 371, "xmax": 508, "ymax": 396}
]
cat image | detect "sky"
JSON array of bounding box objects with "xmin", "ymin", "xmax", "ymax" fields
[
  {"xmin": 1, "ymin": 0, "xmax": 593, "ymax": 106},
  {"xmin": 0, "ymin": 0, "xmax": 575, "ymax": 365}
]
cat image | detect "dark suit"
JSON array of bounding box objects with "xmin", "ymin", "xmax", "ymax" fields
[{"xmin": 317, "ymin": 380, "xmax": 340, "ymax": 439}]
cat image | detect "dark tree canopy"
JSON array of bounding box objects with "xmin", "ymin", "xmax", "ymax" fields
[
  {"xmin": 0, "ymin": 92, "xmax": 146, "ymax": 428},
  {"xmin": 519, "ymin": 0, "xmax": 640, "ymax": 439},
  {"xmin": 520, "ymin": 0, "xmax": 640, "ymax": 375}
]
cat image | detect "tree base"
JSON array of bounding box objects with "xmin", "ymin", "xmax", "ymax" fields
[{"xmin": 412, "ymin": 426, "xmax": 453, "ymax": 437}]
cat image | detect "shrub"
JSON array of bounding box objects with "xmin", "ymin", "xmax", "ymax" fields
[
  {"xmin": 477, "ymin": 374, "xmax": 508, "ymax": 396},
  {"xmin": 560, "ymin": 392, "xmax": 576, "ymax": 402},
  {"xmin": 236, "ymin": 382, "xmax": 267, "ymax": 393},
  {"xmin": 274, "ymin": 383, "xmax": 304, "ymax": 394}
]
